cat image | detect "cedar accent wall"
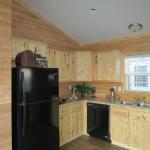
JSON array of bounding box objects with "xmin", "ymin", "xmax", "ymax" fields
[
  {"xmin": 0, "ymin": 0, "xmax": 11, "ymax": 150},
  {"xmin": 12, "ymin": 0, "xmax": 80, "ymax": 51}
]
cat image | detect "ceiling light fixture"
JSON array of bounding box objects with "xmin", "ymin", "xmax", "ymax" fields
[
  {"xmin": 89, "ymin": 8, "xmax": 96, "ymax": 15},
  {"xmin": 128, "ymin": 23, "xmax": 143, "ymax": 32}
]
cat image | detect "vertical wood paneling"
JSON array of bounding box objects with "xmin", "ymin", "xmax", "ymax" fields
[
  {"xmin": 0, "ymin": 104, "xmax": 11, "ymax": 150},
  {"xmin": 0, "ymin": 0, "xmax": 11, "ymax": 150}
]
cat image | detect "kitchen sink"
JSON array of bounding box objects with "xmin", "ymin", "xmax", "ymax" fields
[
  {"xmin": 117, "ymin": 100, "xmax": 150, "ymax": 109},
  {"xmin": 136, "ymin": 103, "xmax": 150, "ymax": 109}
]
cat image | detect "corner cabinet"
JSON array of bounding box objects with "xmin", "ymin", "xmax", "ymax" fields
[
  {"xmin": 110, "ymin": 106, "xmax": 129, "ymax": 148},
  {"xmin": 93, "ymin": 50, "xmax": 120, "ymax": 82},
  {"xmin": 59, "ymin": 101, "xmax": 85, "ymax": 146},
  {"xmin": 74, "ymin": 51, "xmax": 92, "ymax": 81}
]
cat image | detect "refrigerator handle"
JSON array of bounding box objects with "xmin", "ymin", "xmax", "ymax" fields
[
  {"xmin": 20, "ymin": 72, "xmax": 25, "ymax": 104},
  {"xmin": 22, "ymin": 105, "xmax": 27, "ymax": 136}
]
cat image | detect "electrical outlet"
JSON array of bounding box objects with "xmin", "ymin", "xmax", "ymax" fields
[{"xmin": 118, "ymin": 86, "xmax": 122, "ymax": 92}]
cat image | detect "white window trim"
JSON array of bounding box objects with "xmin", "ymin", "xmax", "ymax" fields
[{"xmin": 125, "ymin": 54, "xmax": 150, "ymax": 93}]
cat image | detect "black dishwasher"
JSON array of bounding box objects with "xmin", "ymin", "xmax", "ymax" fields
[{"xmin": 87, "ymin": 103, "xmax": 111, "ymax": 143}]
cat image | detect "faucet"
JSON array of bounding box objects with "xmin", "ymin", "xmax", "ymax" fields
[
  {"xmin": 69, "ymin": 86, "xmax": 78, "ymax": 100},
  {"xmin": 134, "ymin": 96, "xmax": 145, "ymax": 106}
]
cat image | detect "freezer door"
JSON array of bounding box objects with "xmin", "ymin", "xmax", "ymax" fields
[
  {"xmin": 20, "ymin": 67, "xmax": 59, "ymax": 104},
  {"xmin": 17, "ymin": 100, "xmax": 59, "ymax": 150}
]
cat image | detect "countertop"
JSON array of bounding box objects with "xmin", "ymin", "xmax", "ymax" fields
[{"xmin": 60, "ymin": 98, "xmax": 150, "ymax": 111}]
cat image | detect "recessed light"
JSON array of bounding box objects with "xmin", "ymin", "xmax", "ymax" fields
[
  {"xmin": 89, "ymin": 8, "xmax": 96, "ymax": 15},
  {"xmin": 128, "ymin": 23, "xmax": 143, "ymax": 32}
]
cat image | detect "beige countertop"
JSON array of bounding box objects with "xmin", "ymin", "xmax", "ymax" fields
[{"xmin": 60, "ymin": 98, "xmax": 150, "ymax": 111}]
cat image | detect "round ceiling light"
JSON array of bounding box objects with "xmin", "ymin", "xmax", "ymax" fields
[
  {"xmin": 89, "ymin": 8, "xmax": 96, "ymax": 15},
  {"xmin": 128, "ymin": 23, "xmax": 143, "ymax": 32}
]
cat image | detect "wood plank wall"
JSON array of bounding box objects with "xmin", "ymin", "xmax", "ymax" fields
[
  {"xmin": 0, "ymin": 0, "xmax": 11, "ymax": 150},
  {"xmin": 80, "ymin": 32, "xmax": 150, "ymax": 54},
  {"xmin": 11, "ymin": 0, "xmax": 150, "ymax": 103},
  {"xmin": 12, "ymin": 0, "xmax": 80, "ymax": 51}
]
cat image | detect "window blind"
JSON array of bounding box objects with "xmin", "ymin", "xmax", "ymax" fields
[{"xmin": 125, "ymin": 55, "xmax": 150, "ymax": 92}]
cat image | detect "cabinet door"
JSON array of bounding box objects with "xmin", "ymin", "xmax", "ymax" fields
[
  {"xmin": 47, "ymin": 49, "xmax": 75, "ymax": 81},
  {"xmin": 59, "ymin": 102, "xmax": 84, "ymax": 145},
  {"xmin": 93, "ymin": 50, "xmax": 120, "ymax": 81},
  {"xmin": 59, "ymin": 113, "xmax": 71, "ymax": 145},
  {"xmin": 110, "ymin": 107, "xmax": 129, "ymax": 146},
  {"xmin": 12, "ymin": 37, "xmax": 47, "ymax": 59},
  {"xmin": 59, "ymin": 105, "xmax": 72, "ymax": 145},
  {"xmin": 129, "ymin": 110, "xmax": 150, "ymax": 150},
  {"xmin": 70, "ymin": 102, "xmax": 84, "ymax": 137},
  {"xmin": 75, "ymin": 51, "xmax": 92, "ymax": 81}
]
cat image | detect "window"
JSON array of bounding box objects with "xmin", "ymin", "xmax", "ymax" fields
[{"xmin": 125, "ymin": 55, "xmax": 150, "ymax": 92}]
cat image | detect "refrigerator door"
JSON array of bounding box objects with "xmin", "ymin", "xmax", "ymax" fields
[
  {"xmin": 17, "ymin": 99, "xmax": 59, "ymax": 150},
  {"xmin": 19, "ymin": 67, "xmax": 58, "ymax": 104}
]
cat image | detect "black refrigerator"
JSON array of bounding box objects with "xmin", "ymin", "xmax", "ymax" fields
[{"xmin": 12, "ymin": 67, "xmax": 59, "ymax": 150}]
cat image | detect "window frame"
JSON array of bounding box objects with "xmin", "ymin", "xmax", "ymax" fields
[{"xmin": 125, "ymin": 54, "xmax": 150, "ymax": 93}]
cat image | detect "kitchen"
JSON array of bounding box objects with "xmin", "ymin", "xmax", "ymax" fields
[{"xmin": 0, "ymin": 0, "xmax": 150, "ymax": 150}]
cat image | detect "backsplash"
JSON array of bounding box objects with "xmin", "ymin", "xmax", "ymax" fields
[
  {"xmin": 59, "ymin": 81, "xmax": 150, "ymax": 104},
  {"xmin": 59, "ymin": 81, "xmax": 121, "ymax": 100}
]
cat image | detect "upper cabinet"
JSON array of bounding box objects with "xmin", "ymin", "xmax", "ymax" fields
[
  {"xmin": 47, "ymin": 49, "xmax": 75, "ymax": 82},
  {"xmin": 12, "ymin": 37, "xmax": 47, "ymax": 59},
  {"xmin": 93, "ymin": 50, "xmax": 121, "ymax": 82},
  {"xmin": 74, "ymin": 51, "xmax": 92, "ymax": 81},
  {"xmin": 12, "ymin": 37, "xmax": 122, "ymax": 82}
]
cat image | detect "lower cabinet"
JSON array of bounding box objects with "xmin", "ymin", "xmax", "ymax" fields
[
  {"xmin": 110, "ymin": 106, "xmax": 129, "ymax": 147},
  {"xmin": 129, "ymin": 110, "xmax": 150, "ymax": 150},
  {"xmin": 59, "ymin": 101, "xmax": 85, "ymax": 146},
  {"xmin": 111, "ymin": 106, "xmax": 150, "ymax": 150}
]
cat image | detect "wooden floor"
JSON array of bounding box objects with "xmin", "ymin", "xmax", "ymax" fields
[{"xmin": 61, "ymin": 135, "xmax": 128, "ymax": 150}]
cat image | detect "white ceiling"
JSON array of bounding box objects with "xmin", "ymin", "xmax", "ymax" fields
[{"xmin": 23, "ymin": 0, "xmax": 150, "ymax": 44}]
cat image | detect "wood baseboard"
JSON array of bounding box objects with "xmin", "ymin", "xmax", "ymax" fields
[{"xmin": 60, "ymin": 133, "xmax": 83, "ymax": 146}]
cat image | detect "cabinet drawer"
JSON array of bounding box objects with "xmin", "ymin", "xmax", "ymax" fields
[
  {"xmin": 111, "ymin": 107, "xmax": 129, "ymax": 118},
  {"xmin": 130, "ymin": 110, "xmax": 150, "ymax": 122}
]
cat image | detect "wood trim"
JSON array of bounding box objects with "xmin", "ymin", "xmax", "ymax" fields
[
  {"xmin": 111, "ymin": 141, "xmax": 130, "ymax": 149},
  {"xmin": 60, "ymin": 134, "xmax": 83, "ymax": 146},
  {"xmin": 80, "ymin": 32, "xmax": 150, "ymax": 54}
]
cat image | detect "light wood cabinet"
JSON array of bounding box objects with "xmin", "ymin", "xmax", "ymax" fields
[
  {"xmin": 47, "ymin": 49, "xmax": 75, "ymax": 82},
  {"xmin": 59, "ymin": 101, "xmax": 85, "ymax": 146},
  {"xmin": 111, "ymin": 106, "xmax": 150, "ymax": 150},
  {"xmin": 75, "ymin": 51, "xmax": 92, "ymax": 81},
  {"xmin": 110, "ymin": 106, "xmax": 129, "ymax": 147},
  {"xmin": 93, "ymin": 50, "xmax": 120, "ymax": 81},
  {"xmin": 129, "ymin": 109, "xmax": 150, "ymax": 150},
  {"xmin": 12, "ymin": 37, "xmax": 47, "ymax": 59}
]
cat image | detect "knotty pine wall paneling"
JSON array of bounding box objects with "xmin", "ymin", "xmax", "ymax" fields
[
  {"xmin": 0, "ymin": 0, "xmax": 11, "ymax": 150},
  {"xmin": 12, "ymin": 0, "xmax": 79, "ymax": 51}
]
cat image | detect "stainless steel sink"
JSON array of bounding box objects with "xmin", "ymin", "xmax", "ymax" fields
[
  {"xmin": 136, "ymin": 103, "xmax": 150, "ymax": 109},
  {"xmin": 117, "ymin": 100, "xmax": 150, "ymax": 109}
]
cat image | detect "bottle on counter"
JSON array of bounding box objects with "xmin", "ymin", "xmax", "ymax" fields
[{"xmin": 110, "ymin": 88, "xmax": 116, "ymax": 103}]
